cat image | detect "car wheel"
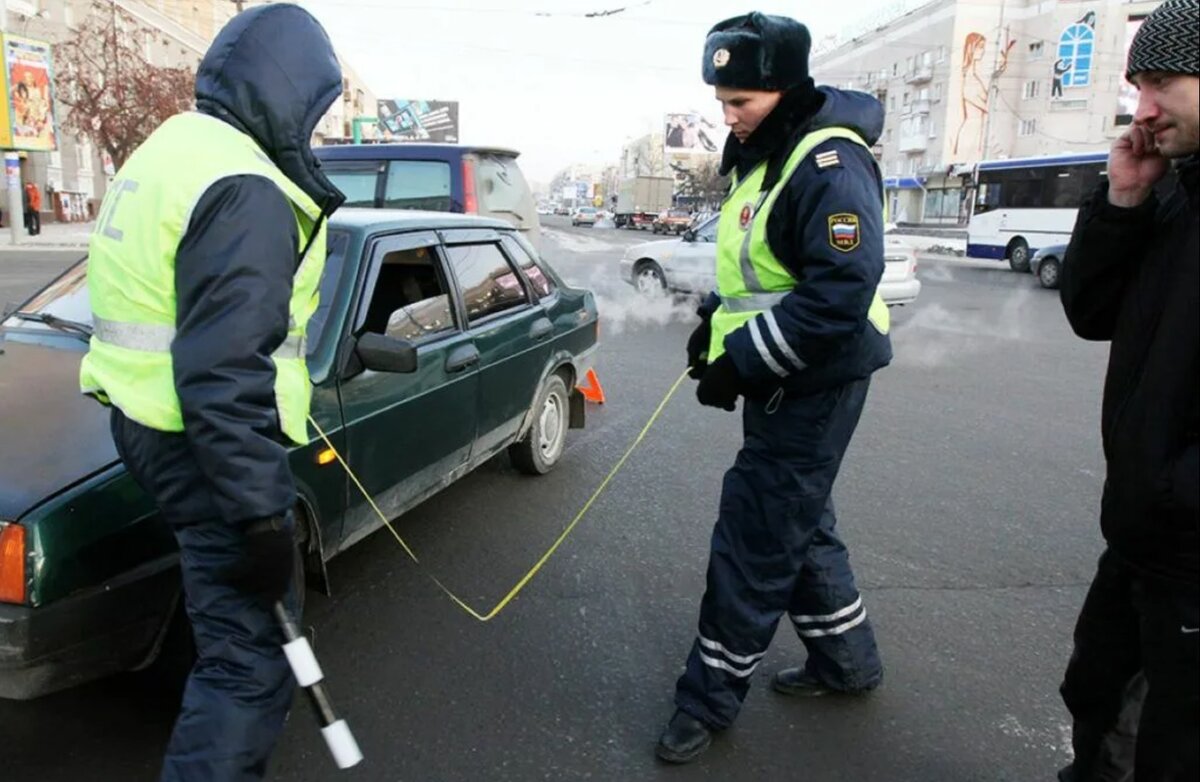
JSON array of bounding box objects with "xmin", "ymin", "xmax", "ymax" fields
[
  {"xmin": 510, "ymin": 374, "xmax": 570, "ymax": 475},
  {"xmin": 634, "ymin": 261, "xmax": 667, "ymax": 295},
  {"xmin": 1038, "ymin": 257, "xmax": 1061, "ymax": 289},
  {"xmin": 1008, "ymin": 238, "xmax": 1031, "ymax": 272}
]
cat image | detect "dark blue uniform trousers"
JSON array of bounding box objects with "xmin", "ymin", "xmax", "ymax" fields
[
  {"xmin": 112, "ymin": 410, "xmax": 297, "ymax": 782},
  {"xmin": 675, "ymin": 378, "xmax": 883, "ymax": 729}
]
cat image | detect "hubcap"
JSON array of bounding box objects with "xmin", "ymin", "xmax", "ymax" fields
[
  {"xmin": 637, "ymin": 268, "xmax": 662, "ymax": 293},
  {"xmin": 538, "ymin": 390, "xmax": 566, "ymax": 462},
  {"xmin": 1042, "ymin": 263, "xmax": 1058, "ymax": 285}
]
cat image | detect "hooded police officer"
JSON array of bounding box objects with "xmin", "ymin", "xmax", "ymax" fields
[
  {"xmin": 658, "ymin": 12, "xmax": 892, "ymax": 763},
  {"xmin": 80, "ymin": 5, "xmax": 345, "ymax": 779}
]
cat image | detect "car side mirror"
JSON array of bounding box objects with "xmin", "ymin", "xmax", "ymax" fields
[
  {"xmin": 682, "ymin": 229, "xmax": 697, "ymax": 243},
  {"xmin": 355, "ymin": 332, "xmax": 418, "ymax": 373}
]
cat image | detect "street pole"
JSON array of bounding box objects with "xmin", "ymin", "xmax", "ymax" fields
[
  {"xmin": 0, "ymin": 0, "xmax": 27, "ymax": 245},
  {"xmin": 980, "ymin": 0, "xmax": 1006, "ymax": 162}
]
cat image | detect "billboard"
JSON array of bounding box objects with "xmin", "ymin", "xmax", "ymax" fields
[
  {"xmin": 0, "ymin": 35, "xmax": 58, "ymax": 151},
  {"xmin": 664, "ymin": 112, "xmax": 721, "ymax": 155},
  {"xmin": 1115, "ymin": 16, "xmax": 1147, "ymax": 127},
  {"xmin": 377, "ymin": 99, "xmax": 459, "ymax": 143}
]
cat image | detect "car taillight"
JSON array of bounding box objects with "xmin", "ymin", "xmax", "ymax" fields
[
  {"xmin": 462, "ymin": 158, "xmax": 478, "ymax": 214},
  {"xmin": 0, "ymin": 522, "xmax": 27, "ymax": 604}
]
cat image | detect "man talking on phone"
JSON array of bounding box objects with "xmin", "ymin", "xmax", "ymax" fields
[{"xmin": 1057, "ymin": 1, "xmax": 1198, "ymax": 779}]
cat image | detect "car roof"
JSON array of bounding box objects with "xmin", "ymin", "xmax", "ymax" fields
[
  {"xmin": 315, "ymin": 143, "xmax": 521, "ymax": 160},
  {"xmin": 328, "ymin": 208, "xmax": 513, "ymax": 233}
]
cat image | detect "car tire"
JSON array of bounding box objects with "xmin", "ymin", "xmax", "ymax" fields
[
  {"xmin": 1008, "ymin": 238, "xmax": 1031, "ymax": 272},
  {"xmin": 634, "ymin": 261, "xmax": 667, "ymax": 295},
  {"xmin": 1038, "ymin": 257, "xmax": 1061, "ymax": 289},
  {"xmin": 509, "ymin": 373, "xmax": 570, "ymax": 476}
]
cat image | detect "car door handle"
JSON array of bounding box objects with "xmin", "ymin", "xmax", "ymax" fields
[
  {"xmin": 445, "ymin": 345, "xmax": 480, "ymax": 374},
  {"xmin": 529, "ymin": 317, "xmax": 553, "ymax": 342}
]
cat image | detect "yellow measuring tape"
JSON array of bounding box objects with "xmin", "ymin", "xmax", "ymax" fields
[{"xmin": 306, "ymin": 368, "xmax": 691, "ymax": 622}]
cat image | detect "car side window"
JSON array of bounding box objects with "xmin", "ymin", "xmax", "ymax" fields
[
  {"xmin": 360, "ymin": 245, "xmax": 457, "ymax": 342},
  {"xmin": 501, "ymin": 235, "xmax": 556, "ymax": 300},
  {"xmin": 445, "ymin": 242, "xmax": 529, "ymax": 323},
  {"xmin": 696, "ymin": 217, "xmax": 718, "ymax": 242},
  {"xmin": 384, "ymin": 160, "xmax": 453, "ymax": 211}
]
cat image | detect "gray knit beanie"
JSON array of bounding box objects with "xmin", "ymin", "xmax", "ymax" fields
[{"xmin": 1126, "ymin": 0, "xmax": 1199, "ymax": 80}]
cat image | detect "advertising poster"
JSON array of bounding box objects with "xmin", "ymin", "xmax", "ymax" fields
[
  {"xmin": 664, "ymin": 112, "xmax": 721, "ymax": 154},
  {"xmin": 1, "ymin": 35, "xmax": 58, "ymax": 151},
  {"xmin": 377, "ymin": 99, "xmax": 459, "ymax": 143}
]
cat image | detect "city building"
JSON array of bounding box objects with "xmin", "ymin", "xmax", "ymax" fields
[
  {"xmin": 5, "ymin": 0, "xmax": 374, "ymax": 227},
  {"xmin": 812, "ymin": 0, "xmax": 1163, "ymax": 224}
]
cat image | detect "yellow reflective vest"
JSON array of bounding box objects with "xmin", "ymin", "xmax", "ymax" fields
[
  {"xmin": 708, "ymin": 126, "xmax": 890, "ymax": 367},
  {"xmin": 80, "ymin": 112, "xmax": 326, "ymax": 445}
]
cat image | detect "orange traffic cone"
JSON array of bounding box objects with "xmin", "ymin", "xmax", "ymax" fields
[{"xmin": 577, "ymin": 368, "xmax": 606, "ymax": 404}]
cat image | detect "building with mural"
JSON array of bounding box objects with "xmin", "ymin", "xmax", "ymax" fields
[{"xmin": 812, "ymin": 0, "xmax": 1164, "ymax": 225}]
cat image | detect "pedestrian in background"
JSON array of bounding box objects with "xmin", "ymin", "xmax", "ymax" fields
[
  {"xmin": 1058, "ymin": 1, "xmax": 1199, "ymax": 779},
  {"xmin": 658, "ymin": 10, "xmax": 893, "ymax": 764}
]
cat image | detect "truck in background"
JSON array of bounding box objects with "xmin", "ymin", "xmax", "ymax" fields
[{"xmin": 614, "ymin": 176, "xmax": 674, "ymax": 230}]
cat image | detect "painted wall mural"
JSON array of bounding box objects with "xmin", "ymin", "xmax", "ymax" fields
[
  {"xmin": 1052, "ymin": 11, "xmax": 1097, "ymax": 98},
  {"xmin": 953, "ymin": 31, "xmax": 1015, "ymax": 159}
]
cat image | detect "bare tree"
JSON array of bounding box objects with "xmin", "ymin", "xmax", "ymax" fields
[
  {"xmin": 672, "ymin": 158, "xmax": 729, "ymax": 211},
  {"xmin": 53, "ymin": 3, "xmax": 195, "ymax": 170}
]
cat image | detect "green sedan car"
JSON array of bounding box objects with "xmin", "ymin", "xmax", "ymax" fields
[{"xmin": 0, "ymin": 209, "xmax": 598, "ymax": 699}]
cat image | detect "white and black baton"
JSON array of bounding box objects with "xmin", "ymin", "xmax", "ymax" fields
[{"xmin": 274, "ymin": 602, "xmax": 363, "ymax": 770}]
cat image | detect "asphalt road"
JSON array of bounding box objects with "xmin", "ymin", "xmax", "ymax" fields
[{"xmin": 1, "ymin": 217, "xmax": 1111, "ymax": 781}]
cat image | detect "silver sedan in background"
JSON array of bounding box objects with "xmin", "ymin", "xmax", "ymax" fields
[{"xmin": 620, "ymin": 217, "xmax": 921, "ymax": 306}]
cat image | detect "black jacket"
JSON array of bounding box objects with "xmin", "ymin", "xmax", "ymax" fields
[
  {"xmin": 153, "ymin": 5, "xmax": 344, "ymax": 526},
  {"xmin": 702, "ymin": 87, "xmax": 892, "ymax": 395},
  {"xmin": 1061, "ymin": 156, "xmax": 1200, "ymax": 584}
]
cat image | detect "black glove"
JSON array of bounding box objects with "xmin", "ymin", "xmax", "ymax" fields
[
  {"xmin": 686, "ymin": 318, "xmax": 711, "ymax": 380},
  {"xmin": 696, "ymin": 354, "xmax": 741, "ymax": 411},
  {"xmin": 222, "ymin": 516, "xmax": 295, "ymax": 604}
]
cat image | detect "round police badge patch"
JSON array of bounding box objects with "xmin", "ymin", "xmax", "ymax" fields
[{"xmin": 740, "ymin": 203, "xmax": 753, "ymax": 230}]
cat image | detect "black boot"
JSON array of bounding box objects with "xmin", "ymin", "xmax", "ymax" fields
[
  {"xmin": 772, "ymin": 666, "xmax": 836, "ymax": 697},
  {"xmin": 655, "ymin": 709, "xmax": 713, "ymax": 764}
]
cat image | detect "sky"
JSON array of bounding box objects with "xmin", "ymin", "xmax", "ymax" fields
[{"xmin": 298, "ymin": 0, "xmax": 921, "ymax": 184}]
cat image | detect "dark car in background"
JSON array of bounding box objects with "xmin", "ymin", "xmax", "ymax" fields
[
  {"xmin": 1030, "ymin": 244, "xmax": 1067, "ymax": 289},
  {"xmin": 315, "ymin": 144, "xmax": 542, "ymax": 249},
  {"xmin": 0, "ymin": 210, "xmax": 597, "ymax": 699}
]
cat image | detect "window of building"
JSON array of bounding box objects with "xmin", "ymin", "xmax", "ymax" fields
[
  {"xmin": 1019, "ymin": 118, "xmax": 1038, "ymax": 137},
  {"xmin": 928, "ymin": 119, "xmax": 938, "ymax": 138},
  {"xmin": 902, "ymin": 90, "xmax": 911, "ymax": 106},
  {"xmin": 1029, "ymin": 41, "xmax": 1044, "ymax": 59},
  {"xmin": 889, "ymin": 96, "xmax": 896, "ymax": 112},
  {"xmin": 905, "ymin": 55, "xmax": 915, "ymax": 73},
  {"xmin": 445, "ymin": 243, "xmax": 529, "ymax": 323},
  {"xmin": 893, "ymin": 62, "xmax": 898, "ymax": 76},
  {"xmin": 936, "ymin": 45, "xmax": 947, "ymax": 63},
  {"xmin": 885, "ymin": 129, "xmax": 893, "ymax": 143},
  {"xmin": 1023, "ymin": 80, "xmax": 1041, "ymax": 99},
  {"xmin": 933, "ymin": 82, "xmax": 943, "ymax": 101},
  {"xmin": 1057, "ymin": 22, "xmax": 1095, "ymax": 87}
]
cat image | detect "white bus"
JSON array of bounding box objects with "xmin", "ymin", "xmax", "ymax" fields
[{"xmin": 966, "ymin": 151, "xmax": 1108, "ymax": 271}]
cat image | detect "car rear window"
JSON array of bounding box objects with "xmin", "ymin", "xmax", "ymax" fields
[
  {"xmin": 322, "ymin": 162, "xmax": 379, "ymax": 208},
  {"xmin": 475, "ymin": 154, "xmax": 529, "ymax": 213},
  {"xmin": 385, "ymin": 160, "xmax": 453, "ymax": 211}
]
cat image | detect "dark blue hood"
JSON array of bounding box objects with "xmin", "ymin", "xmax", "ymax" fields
[
  {"xmin": 808, "ymin": 87, "xmax": 885, "ymax": 147},
  {"xmin": 194, "ymin": 3, "xmax": 345, "ymax": 213}
]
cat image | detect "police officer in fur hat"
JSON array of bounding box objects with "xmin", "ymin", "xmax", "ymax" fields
[{"xmin": 657, "ymin": 11, "xmax": 894, "ymax": 763}]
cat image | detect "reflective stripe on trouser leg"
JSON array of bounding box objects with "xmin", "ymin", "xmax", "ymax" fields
[
  {"xmin": 674, "ymin": 379, "xmax": 875, "ymax": 727},
  {"xmin": 787, "ymin": 496, "xmax": 883, "ymax": 692},
  {"xmin": 160, "ymin": 509, "xmax": 299, "ymax": 782}
]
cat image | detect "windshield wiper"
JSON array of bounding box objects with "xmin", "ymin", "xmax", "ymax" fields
[{"xmin": 10, "ymin": 311, "xmax": 94, "ymax": 341}]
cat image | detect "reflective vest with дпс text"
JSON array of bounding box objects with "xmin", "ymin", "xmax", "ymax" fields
[
  {"xmin": 79, "ymin": 112, "xmax": 327, "ymax": 445},
  {"xmin": 708, "ymin": 127, "xmax": 890, "ymax": 364}
]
